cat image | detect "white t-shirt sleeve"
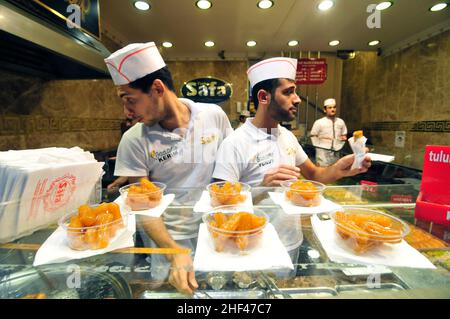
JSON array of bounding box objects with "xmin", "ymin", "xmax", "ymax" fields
[
  {"xmin": 341, "ymin": 120, "xmax": 348, "ymax": 136},
  {"xmin": 212, "ymin": 137, "xmax": 241, "ymax": 183},
  {"xmin": 310, "ymin": 119, "xmax": 321, "ymax": 136},
  {"xmin": 295, "ymin": 140, "xmax": 309, "ymax": 166},
  {"xmin": 114, "ymin": 134, "xmax": 149, "ymax": 177}
]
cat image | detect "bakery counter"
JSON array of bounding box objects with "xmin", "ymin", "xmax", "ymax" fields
[{"xmin": 0, "ymin": 185, "xmax": 449, "ymax": 299}]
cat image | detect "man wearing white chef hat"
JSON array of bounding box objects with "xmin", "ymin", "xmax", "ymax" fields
[
  {"xmin": 310, "ymin": 98, "xmax": 348, "ymax": 166},
  {"xmin": 105, "ymin": 42, "xmax": 232, "ymax": 295},
  {"xmin": 213, "ymin": 57, "xmax": 371, "ymax": 186}
]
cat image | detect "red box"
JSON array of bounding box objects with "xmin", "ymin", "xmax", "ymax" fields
[{"xmin": 415, "ymin": 145, "xmax": 450, "ymax": 226}]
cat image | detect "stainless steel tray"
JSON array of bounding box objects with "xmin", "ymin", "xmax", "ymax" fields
[
  {"xmin": 275, "ymin": 287, "xmax": 338, "ymax": 299},
  {"xmin": 140, "ymin": 289, "xmax": 268, "ymax": 299},
  {"xmin": 335, "ymin": 283, "xmax": 406, "ymax": 295}
]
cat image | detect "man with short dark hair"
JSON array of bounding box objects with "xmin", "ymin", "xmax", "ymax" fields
[
  {"xmin": 104, "ymin": 42, "xmax": 232, "ymax": 295},
  {"xmin": 213, "ymin": 57, "xmax": 370, "ymax": 186}
]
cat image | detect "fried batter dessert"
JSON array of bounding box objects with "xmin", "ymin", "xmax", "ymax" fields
[
  {"xmin": 126, "ymin": 178, "xmax": 162, "ymax": 210},
  {"xmin": 209, "ymin": 182, "xmax": 247, "ymax": 207},
  {"xmin": 207, "ymin": 212, "xmax": 266, "ymax": 253},
  {"xmin": 285, "ymin": 180, "xmax": 321, "ymax": 206},
  {"xmin": 66, "ymin": 202, "xmax": 124, "ymax": 251},
  {"xmin": 334, "ymin": 210, "xmax": 403, "ymax": 254}
]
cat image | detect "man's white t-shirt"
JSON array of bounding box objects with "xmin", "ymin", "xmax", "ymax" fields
[
  {"xmin": 212, "ymin": 118, "xmax": 308, "ymax": 186},
  {"xmin": 114, "ymin": 98, "xmax": 232, "ymax": 188}
]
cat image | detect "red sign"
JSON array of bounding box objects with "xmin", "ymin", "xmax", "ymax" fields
[
  {"xmin": 415, "ymin": 145, "xmax": 450, "ymax": 226},
  {"xmin": 296, "ymin": 58, "xmax": 327, "ymax": 85}
]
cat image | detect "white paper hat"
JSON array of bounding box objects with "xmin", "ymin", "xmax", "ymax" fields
[
  {"xmin": 104, "ymin": 42, "xmax": 166, "ymax": 85},
  {"xmin": 247, "ymin": 57, "xmax": 298, "ymax": 88},
  {"xmin": 240, "ymin": 110, "xmax": 250, "ymax": 117},
  {"xmin": 324, "ymin": 98, "xmax": 336, "ymax": 107}
]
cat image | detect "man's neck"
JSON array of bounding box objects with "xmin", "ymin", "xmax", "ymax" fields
[
  {"xmin": 252, "ymin": 108, "xmax": 279, "ymax": 134},
  {"xmin": 326, "ymin": 115, "xmax": 336, "ymax": 120},
  {"xmin": 159, "ymin": 94, "xmax": 191, "ymax": 132}
]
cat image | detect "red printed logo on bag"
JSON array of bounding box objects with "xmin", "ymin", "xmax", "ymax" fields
[{"xmin": 43, "ymin": 174, "xmax": 76, "ymax": 212}]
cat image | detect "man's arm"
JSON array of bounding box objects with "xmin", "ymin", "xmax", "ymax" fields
[
  {"xmin": 299, "ymin": 154, "xmax": 371, "ymax": 184},
  {"xmin": 131, "ymin": 177, "xmax": 198, "ymax": 295}
]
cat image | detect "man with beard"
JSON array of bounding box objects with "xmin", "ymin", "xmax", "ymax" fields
[
  {"xmin": 212, "ymin": 57, "xmax": 371, "ymax": 186},
  {"xmin": 310, "ymin": 98, "xmax": 348, "ymax": 166}
]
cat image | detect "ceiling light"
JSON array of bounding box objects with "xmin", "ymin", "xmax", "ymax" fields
[
  {"xmin": 288, "ymin": 40, "xmax": 299, "ymax": 47},
  {"xmin": 368, "ymin": 40, "xmax": 380, "ymax": 46},
  {"xmin": 318, "ymin": 0, "xmax": 334, "ymax": 11},
  {"xmin": 257, "ymin": 0, "xmax": 274, "ymax": 9},
  {"xmin": 430, "ymin": 3, "xmax": 448, "ymax": 11},
  {"xmin": 329, "ymin": 40, "xmax": 340, "ymax": 46},
  {"xmin": 196, "ymin": 0, "xmax": 212, "ymax": 10},
  {"xmin": 162, "ymin": 42, "xmax": 173, "ymax": 48},
  {"xmin": 246, "ymin": 40, "xmax": 257, "ymax": 47},
  {"xmin": 134, "ymin": 1, "xmax": 150, "ymax": 11},
  {"xmin": 376, "ymin": 1, "xmax": 393, "ymax": 10},
  {"xmin": 204, "ymin": 41, "xmax": 215, "ymax": 47}
]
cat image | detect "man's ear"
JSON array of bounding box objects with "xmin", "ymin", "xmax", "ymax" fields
[
  {"xmin": 257, "ymin": 89, "xmax": 271, "ymax": 105},
  {"xmin": 152, "ymin": 79, "xmax": 165, "ymax": 96}
]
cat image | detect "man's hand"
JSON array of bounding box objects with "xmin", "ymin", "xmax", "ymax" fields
[
  {"xmin": 339, "ymin": 135, "xmax": 348, "ymax": 141},
  {"xmin": 319, "ymin": 135, "xmax": 333, "ymax": 141},
  {"xmin": 262, "ymin": 164, "xmax": 301, "ymax": 186},
  {"xmin": 334, "ymin": 154, "xmax": 371, "ymax": 178},
  {"xmin": 168, "ymin": 252, "xmax": 198, "ymax": 295}
]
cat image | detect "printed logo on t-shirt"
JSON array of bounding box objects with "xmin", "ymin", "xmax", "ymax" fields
[
  {"xmin": 149, "ymin": 145, "xmax": 181, "ymax": 163},
  {"xmin": 286, "ymin": 147, "xmax": 297, "ymax": 156},
  {"xmin": 200, "ymin": 133, "xmax": 218, "ymax": 145},
  {"xmin": 256, "ymin": 152, "xmax": 274, "ymax": 168}
]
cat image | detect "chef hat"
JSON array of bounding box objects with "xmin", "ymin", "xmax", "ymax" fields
[
  {"xmin": 104, "ymin": 42, "xmax": 166, "ymax": 85},
  {"xmin": 240, "ymin": 110, "xmax": 250, "ymax": 117},
  {"xmin": 247, "ymin": 57, "xmax": 297, "ymax": 88},
  {"xmin": 324, "ymin": 98, "xmax": 336, "ymax": 107}
]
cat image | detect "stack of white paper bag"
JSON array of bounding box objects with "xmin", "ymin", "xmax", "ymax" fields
[{"xmin": 0, "ymin": 147, "xmax": 104, "ymax": 243}]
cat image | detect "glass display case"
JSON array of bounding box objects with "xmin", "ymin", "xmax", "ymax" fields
[{"xmin": 0, "ymin": 185, "xmax": 449, "ymax": 299}]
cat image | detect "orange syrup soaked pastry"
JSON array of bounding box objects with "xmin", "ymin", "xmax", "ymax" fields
[
  {"xmin": 207, "ymin": 212, "xmax": 266, "ymax": 253},
  {"xmin": 285, "ymin": 180, "xmax": 322, "ymax": 207},
  {"xmin": 65, "ymin": 202, "xmax": 125, "ymax": 251},
  {"xmin": 334, "ymin": 210, "xmax": 405, "ymax": 254},
  {"xmin": 126, "ymin": 178, "xmax": 163, "ymax": 210},
  {"xmin": 209, "ymin": 182, "xmax": 247, "ymax": 207}
]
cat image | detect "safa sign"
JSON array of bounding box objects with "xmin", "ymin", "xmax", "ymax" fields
[{"xmin": 181, "ymin": 77, "xmax": 232, "ymax": 104}]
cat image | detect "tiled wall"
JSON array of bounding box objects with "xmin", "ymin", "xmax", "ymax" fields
[
  {"xmin": 0, "ymin": 70, "xmax": 124, "ymax": 151},
  {"xmin": 341, "ymin": 30, "xmax": 450, "ymax": 170}
]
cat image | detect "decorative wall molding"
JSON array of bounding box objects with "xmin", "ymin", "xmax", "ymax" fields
[
  {"xmin": 364, "ymin": 121, "xmax": 450, "ymax": 133},
  {"xmin": 0, "ymin": 116, "xmax": 122, "ymax": 135}
]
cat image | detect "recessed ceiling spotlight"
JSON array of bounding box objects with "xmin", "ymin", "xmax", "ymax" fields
[
  {"xmin": 257, "ymin": 0, "xmax": 274, "ymax": 9},
  {"xmin": 134, "ymin": 1, "xmax": 150, "ymax": 11},
  {"xmin": 376, "ymin": 1, "xmax": 393, "ymax": 10},
  {"xmin": 196, "ymin": 0, "xmax": 212, "ymax": 10},
  {"xmin": 204, "ymin": 41, "xmax": 215, "ymax": 47},
  {"xmin": 430, "ymin": 3, "xmax": 448, "ymax": 11},
  {"xmin": 288, "ymin": 40, "xmax": 299, "ymax": 47},
  {"xmin": 329, "ymin": 40, "xmax": 340, "ymax": 46},
  {"xmin": 368, "ymin": 40, "xmax": 380, "ymax": 46},
  {"xmin": 246, "ymin": 40, "xmax": 257, "ymax": 47},
  {"xmin": 318, "ymin": 0, "xmax": 334, "ymax": 11},
  {"xmin": 162, "ymin": 42, "xmax": 173, "ymax": 48}
]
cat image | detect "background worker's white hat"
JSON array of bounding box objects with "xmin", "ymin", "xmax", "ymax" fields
[
  {"xmin": 247, "ymin": 57, "xmax": 298, "ymax": 88},
  {"xmin": 240, "ymin": 110, "xmax": 250, "ymax": 117},
  {"xmin": 324, "ymin": 98, "xmax": 336, "ymax": 107},
  {"xmin": 104, "ymin": 42, "xmax": 166, "ymax": 85}
]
